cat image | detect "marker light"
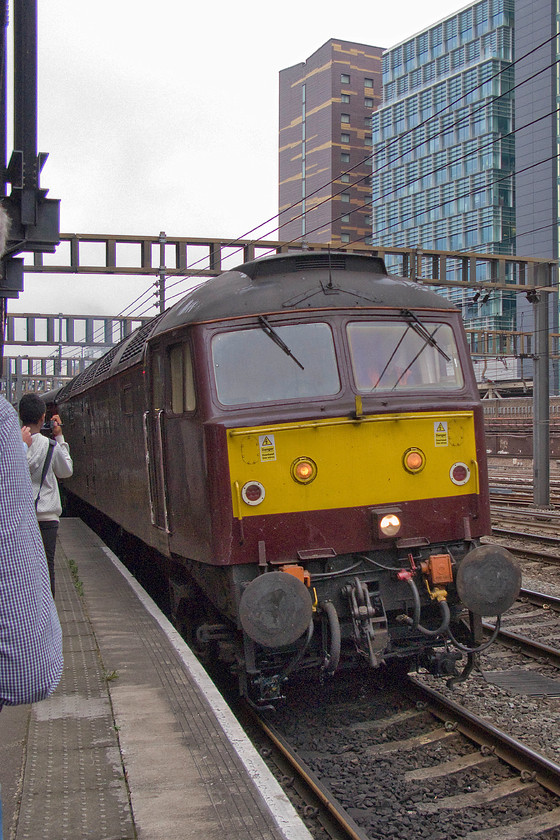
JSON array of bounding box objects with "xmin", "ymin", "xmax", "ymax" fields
[
  {"xmin": 403, "ymin": 447, "xmax": 426, "ymax": 474},
  {"xmin": 379, "ymin": 513, "xmax": 401, "ymax": 537},
  {"xmin": 241, "ymin": 481, "xmax": 266, "ymax": 505},
  {"xmin": 450, "ymin": 462, "xmax": 470, "ymax": 486},
  {"xmin": 291, "ymin": 457, "xmax": 318, "ymax": 485}
]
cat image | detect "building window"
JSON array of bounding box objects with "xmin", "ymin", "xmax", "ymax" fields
[
  {"xmin": 364, "ymin": 77, "xmax": 374, "ymax": 88},
  {"xmin": 341, "ymin": 152, "xmax": 350, "ymax": 163},
  {"xmin": 365, "ymin": 97, "xmax": 373, "ymax": 108},
  {"xmin": 341, "ymin": 173, "xmax": 350, "ymax": 182},
  {"xmin": 341, "ymin": 113, "xmax": 350, "ymax": 123},
  {"xmin": 341, "ymin": 133, "xmax": 350, "ymax": 144},
  {"xmin": 364, "ymin": 135, "xmax": 373, "ymax": 146},
  {"xmin": 341, "ymin": 214, "xmax": 351, "ymax": 223},
  {"xmin": 341, "ymin": 73, "xmax": 350, "ymax": 84},
  {"xmin": 341, "ymin": 93, "xmax": 350, "ymax": 103},
  {"xmin": 341, "ymin": 234, "xmax": 350, "ymax": 243},
  {"xmin": 341, "ymin": 193, "xmax": 350, "ymax": 202}
]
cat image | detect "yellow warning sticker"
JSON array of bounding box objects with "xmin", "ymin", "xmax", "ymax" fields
[
  {"xmin": 434, "ymin": 421, "xmax": 448, "ymax": 447},
  {"xmin": 259, "ymin": 434, "xmax": 276, "ymax": 462}
]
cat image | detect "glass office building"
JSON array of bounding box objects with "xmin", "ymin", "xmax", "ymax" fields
[{"xmin": 370, "ymin": 0, "xmax": 516, "ymax": 330}]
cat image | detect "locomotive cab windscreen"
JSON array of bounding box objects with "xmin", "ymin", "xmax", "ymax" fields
[
  {"xmin": 210, "ymin": 313, "xmax": 465, "ymax": 405},
  {"xmin": 211, "ymin": 320, "xmax": 341, "ymax": 405},
  {"xmin": 347, "ymin": 318, "xmax": 464, "ymax": 392}
]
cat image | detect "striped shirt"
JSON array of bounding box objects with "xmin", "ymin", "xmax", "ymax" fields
[{"xmin": 0, "ymin": 396, "xmax": 63, "ymax": 706}]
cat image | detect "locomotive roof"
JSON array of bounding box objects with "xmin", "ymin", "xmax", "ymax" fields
[
  {"xmin": 53, "ymin": 251, "xmax": 458, "ymax": 402},
  {"xmin": 152, "ymin": 251, "xmax": 455, "ymax": 337}
]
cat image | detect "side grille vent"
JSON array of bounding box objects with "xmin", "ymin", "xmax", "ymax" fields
[
  {"xmin": 118, "ymin": 312, "xmax": 166, "ymax": 364},
  {"xmin": 94, "ymin": 344, "xmax": 120, "ymax": 378},
  {"xmin": 293, "ymin": 255, "xmax": 347, "ymax": 272},
  {"xmin": 66, "ymin": 363, "xmax": 96, "ymax": 396}
]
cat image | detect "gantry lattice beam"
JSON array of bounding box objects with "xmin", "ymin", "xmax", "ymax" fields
[
  {"xmin": 20, "ymin": 233, "xmax": 556, "ymax": 292},
  {"xmin": 4, "ymin": 312, "xmax": 152, "ymax": 347}
]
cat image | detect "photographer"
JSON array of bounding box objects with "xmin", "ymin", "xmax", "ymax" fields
[{"xmin": 19, "ymin": 393, "xmax": 73, "ymax": 597}]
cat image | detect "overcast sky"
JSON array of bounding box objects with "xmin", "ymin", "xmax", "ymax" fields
[{"xmin": 8, "ymin": 0, "xmax": 466, "ymax": 335}]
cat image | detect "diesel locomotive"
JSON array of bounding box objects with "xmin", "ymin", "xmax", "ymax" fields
[{"xmin": 47, "ymin": 250, "xmax": 520, "ymax": 703}]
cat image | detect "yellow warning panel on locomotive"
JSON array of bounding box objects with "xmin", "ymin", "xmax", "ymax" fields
[{"xmin": 228, "ymin": 411, "xmax": 479, "ymax": 517}]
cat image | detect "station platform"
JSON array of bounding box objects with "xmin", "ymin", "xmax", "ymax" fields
[{"xmin": 0, "ymin": 518, "xmax": 313, "ymax": 840}]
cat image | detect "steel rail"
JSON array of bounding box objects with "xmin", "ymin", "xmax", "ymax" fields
[
  {"xmin": 407, "ymin": 676, "xmax": 560, "ymax": 796},
  {"xmin": 482, "ymin": 621, "xmax": 560, "ymax": 666},
  {"xmin": 481, "ymin": 587, "xmax": 560, "ymax": 664},
  {"xmin": 243, "ymin": 704, "xmax": 370, "ymax": 840},
  {"xmin": 492, "ymin": 527, "xmax": 560, "ymax": 545},
  {"xmin": 482, "ymin": 535, "xmax": 560, "ymax": 564},
  {"xmin": 506, "ymin": 545, "xmax": 560, "ymax": 563},
  {"xmin": 520, "ymin": 588, "xmax": 560, "ymax": 610}
]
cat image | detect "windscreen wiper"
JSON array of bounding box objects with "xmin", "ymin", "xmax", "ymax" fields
[
  {"xmin": 401, "ymin": 309, "xmax": 451, "ymax": 362},
  {"xmin": 258, "ymin": 315, "xmax": 305, "ymax": 370}
]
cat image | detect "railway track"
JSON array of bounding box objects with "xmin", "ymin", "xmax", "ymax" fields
[
  {"xmin": 483, "ymin": 588, "xmax": 560, "ymax": 667},
  {"xmin": 246, "ymin": 671, "xmax": 560, "ymax": 840},
  {"xmin": 492, "ymin": 506, "xmax": 560, "ymax": 534},
  {"xmin": 489, "ymin": 472, "xmax": 560, "ymax": 508},
  {"xmin": 485, "ymin": 534, "xmax": 560, "ymax": 565},
  {"xmin": 485, "ymin": 508, "xmax": 560, "ymax": 564}
]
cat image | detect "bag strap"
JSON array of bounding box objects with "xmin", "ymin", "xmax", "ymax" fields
[{"xmin": 35, "ymin": 438, "xmax": 57, "ymax": 509}]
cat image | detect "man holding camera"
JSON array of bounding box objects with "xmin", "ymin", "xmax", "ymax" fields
[{"xmin": 19, "ymin": 393, "xmax": 73, "ymax": 597}]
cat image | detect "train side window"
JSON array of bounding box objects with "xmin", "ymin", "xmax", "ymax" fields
[{"xmin": 170, "ymin": 343, "xmax": 196, "ymax": 413}]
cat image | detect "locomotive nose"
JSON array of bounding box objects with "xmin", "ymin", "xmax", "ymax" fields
[{"xmin": 456, "ymin": 544, "xmax": 522, "ymax": 616}]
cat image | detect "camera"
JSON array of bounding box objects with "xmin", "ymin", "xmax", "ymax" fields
[{"xmin": 41, "ymin": 418, "xmax": 62, "ymax": 437}]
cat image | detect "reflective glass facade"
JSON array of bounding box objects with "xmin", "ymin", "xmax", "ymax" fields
[{"xmin": 371, "ymin": 0, "xmax": 516, "ymax": 329}]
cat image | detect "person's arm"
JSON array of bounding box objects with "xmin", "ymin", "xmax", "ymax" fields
[
  {"xmin": 0, "ymin": 398, "xmax": 63, "ymax": 706},
  {"xmin": 51, "ymin": 414, "xmax": 73, "ymax": 478}
]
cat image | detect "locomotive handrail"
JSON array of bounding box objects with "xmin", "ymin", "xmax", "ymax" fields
[
  {"xmin": 227, "ymin": 410, "xmax": 475, "ymax": 437},
  {"xmin": 142, "ymin": 411, "xmax": 156, "ymax": 527},
  {"xmin": 470, "ymin": 457, "xmax": 480, "ymax": 495},
  {"xmin": 154, "ymin": 409, "xmax": 170, "ymax": 533}
]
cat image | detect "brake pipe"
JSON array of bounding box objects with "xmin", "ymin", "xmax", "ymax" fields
[
  {"xmin": 398, "ymin": 573, "xmax": 451, "ymax": 637},
  {"xmin": 319, "ymin": 600, "xmax": 341, "ymax": 675}
]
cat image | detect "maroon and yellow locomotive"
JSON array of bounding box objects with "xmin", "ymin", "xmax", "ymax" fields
[{"xmin": 50, "ymin": 251, "xmax": 520, "ymax": 702}]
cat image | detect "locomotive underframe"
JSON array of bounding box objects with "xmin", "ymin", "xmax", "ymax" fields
[{"xmin": 169, "ymin": 537, "xmax": 477, "ymax": 703}]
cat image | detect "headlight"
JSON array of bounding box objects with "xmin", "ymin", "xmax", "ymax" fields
[
  {"xmin": 403, "ymin": 447, "xmax": 426, "ymax": 474},
  {"xmin": 291, "ymin": 457, "xmax": 318, "ymax": 485},
  {"xmin": 379, "ymin": 513, "xmax": 401, "ymax": 537}
]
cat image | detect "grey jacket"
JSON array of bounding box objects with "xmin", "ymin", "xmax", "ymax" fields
[{"xmin": 27, "ymin": 433, "xmax": 73, "ymax": 522}]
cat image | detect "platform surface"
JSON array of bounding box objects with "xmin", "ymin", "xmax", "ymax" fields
[{"xmin": 0, "ymin": 518, "xmax": 312, "ymax": 840}]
